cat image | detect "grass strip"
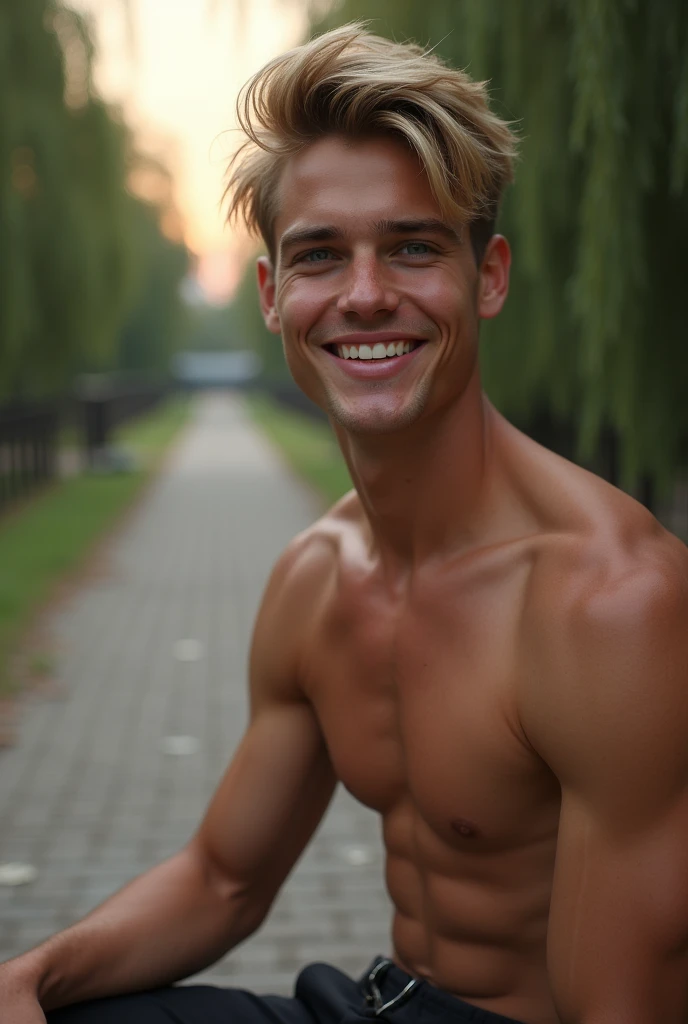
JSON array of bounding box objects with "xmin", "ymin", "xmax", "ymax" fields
[
  {"xmin": 0, "ymin": 395, "xmax": 190, "ymax": 693},
  {"xmin": 246, "ymin": 392, "xmax": 352, "ymax": 506}
]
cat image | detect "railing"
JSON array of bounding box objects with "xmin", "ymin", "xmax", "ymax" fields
[
  {"xmin": 0, "ymin": 403, "xmax": 59, "ymax": 510},
  {"xmin": 0, "ymin": 377, "xmax": 171, "ymax": 514},
  {"xmin": 75, "ymin": 375, "xmax": 168, "ymax": 467}
]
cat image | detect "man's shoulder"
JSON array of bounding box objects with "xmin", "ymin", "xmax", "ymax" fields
[
  {"xmin": 250, "ymin": 489, "xmax": 365, "ymax": 698},
  {"xmin": 503, "ymin": 419, "xmax": 687, "ymax": 621},
  {"xmin": 521, "ymin": 490, "xmax": 688, "ymax": 771},
  {"xmin": 529, "ymin": 480, "xmax": 688, "ymax": 642},
  {"xmin": 260, "ymin": 488, "xmax": 364, "ymax": 621}
]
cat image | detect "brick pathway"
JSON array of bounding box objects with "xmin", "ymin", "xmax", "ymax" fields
[{"xmin": 0, "ymin": 392, "xmax": 390, "ymax": 994}]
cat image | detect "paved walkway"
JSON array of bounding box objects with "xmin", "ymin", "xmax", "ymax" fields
[{"xmin": 0, "ymin": 392, "xmax": 390, "ymax": 994}]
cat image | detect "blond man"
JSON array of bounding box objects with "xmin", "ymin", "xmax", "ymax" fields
[{"xmin": 3, "ymin": 24, "xmax": 688, "ymax": 1024}]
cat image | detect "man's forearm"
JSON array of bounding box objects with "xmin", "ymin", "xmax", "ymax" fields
[{"xmin": 2, "ymin": 842, "xmax": 264, "ymax": 1012}]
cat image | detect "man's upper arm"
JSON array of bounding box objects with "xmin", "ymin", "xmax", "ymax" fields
[
  {"xmin": 525, "ymin": 552, "xmax": 688, "ymax": 1023},
  {"xmin": 193, "ymin": 533, "xmax": 337, "ymax": 925}
]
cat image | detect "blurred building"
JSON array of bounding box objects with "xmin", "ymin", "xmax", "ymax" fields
[{"xmin": 172, "ymin": 351, "xmax": 262, "ymax": 389}]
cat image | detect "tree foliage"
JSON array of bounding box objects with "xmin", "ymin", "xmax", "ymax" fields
[
  {"xmin": 0, "ymin": 0, "xmax": 191, "ymax": 399},
  {"xmin": 115, "ymin": 199, "xmax": 190, "ymax": 373},
  {"xmin": 230, "ymin": 259, "xmax": 287, "ymax": 382},
  {"xmin": 305, "ymin": 0, "xmax": 688, "ymax": 489},
  {"xmin": 114, "ymin": 152, "xmax": 190, "ymax": 373},
  {"xmin": 183, "ymin": 300, "xmax": 254, "ymax": 354}
]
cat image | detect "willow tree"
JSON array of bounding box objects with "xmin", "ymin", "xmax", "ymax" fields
[
  {"xmin": 309, "ymin": 0, "xmax": 688, "ymax": 491},
  {"xmin": 116, "ymin": 196, "xmax": 190, "ymax": 374},
  {"xmin": 0, "ymin": 1, "xmax": 137, "ymax": 401},
  {"xmin": 230, "ymin": 256, "xmax": 287, "ymax": 383}
]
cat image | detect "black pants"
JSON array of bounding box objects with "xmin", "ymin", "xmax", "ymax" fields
[{"xmin": 46, "ymin": 957, "xmax": 526, "ymax": 1024}]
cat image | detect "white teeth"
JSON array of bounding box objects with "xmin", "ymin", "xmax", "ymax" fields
[{"xmin": 335, "ymin": 341, "xmax": 418, "ymax": 359}]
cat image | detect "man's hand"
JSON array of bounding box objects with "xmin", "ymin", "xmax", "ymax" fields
[
  {"xmin": 0, "ymin": 994, "xmax": 46, "ymax": 1024},
  {"xmin": 0, "ymin": 959, "xmax": 47, "ymax": 1023}
]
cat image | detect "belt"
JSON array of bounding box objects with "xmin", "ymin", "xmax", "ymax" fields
[{"xmin": 362, "ymin": 959, "xmax": 421, "ymax": 1016}]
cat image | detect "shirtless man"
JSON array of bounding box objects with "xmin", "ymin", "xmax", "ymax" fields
[{"xmin": 3, "ymin": 23, "xmax": 688, "ymax": 1024}]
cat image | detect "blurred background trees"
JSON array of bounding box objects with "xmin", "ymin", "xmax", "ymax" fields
[
  {"xmin": 0, "ymin": 0, "xmax": 191, "ymax": 402},
  {"xmin": 3, "ymin": 0, "xmax": 688, "ymax": 501}
]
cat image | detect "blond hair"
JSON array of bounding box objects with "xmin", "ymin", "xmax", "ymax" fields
[{"xmin": 225, "ymin": 23, "xmax": 518, "ymax": 262}]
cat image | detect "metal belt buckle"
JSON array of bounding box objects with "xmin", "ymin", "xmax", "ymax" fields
[{"xmin": 364, "ymin": 959, "xmax": 419, "ymax": 1016}]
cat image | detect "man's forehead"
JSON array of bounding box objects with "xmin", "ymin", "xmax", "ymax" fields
[{"xmin": 273, "ymin": 134, "xmax": 446, "ymax": 234}]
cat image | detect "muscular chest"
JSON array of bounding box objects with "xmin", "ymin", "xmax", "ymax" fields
[{"xmin": 304, "ymin": 561, "xmax": 558, "ymax": 849}]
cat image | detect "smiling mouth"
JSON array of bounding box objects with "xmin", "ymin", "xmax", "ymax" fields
[{"xmin": 326, "ymin": 340, "xmax": 423, "ymax": 360}]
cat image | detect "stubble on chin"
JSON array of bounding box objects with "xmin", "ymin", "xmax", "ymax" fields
[{"xmin": 321, "ymin": 376, "xmax": 433, "ymax": 436}]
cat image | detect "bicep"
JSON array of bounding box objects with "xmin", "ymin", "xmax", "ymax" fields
[
  {"xmin": 197, "ymin": 699, "xmax": 336, "ymax": 901},
  {"xmin": 524, "ymin": 556, "xmax": 688, "ymax": 1020},
  {"xmin": 195, "ymin": 536, "xmax": 337, "ymax": 903},
  {"xmin": 548, "ymin": 780, "xmax": 688, "ymax": 1022}
]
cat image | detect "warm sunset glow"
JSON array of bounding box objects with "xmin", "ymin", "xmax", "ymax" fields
[{"xmin": 67, "ymin": 0, "xmax": 314, "ymax": 301}]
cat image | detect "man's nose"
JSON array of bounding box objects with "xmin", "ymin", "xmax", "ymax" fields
[{"xmin": 336, "ymin": 255, "xmax": 399, "ymax": 318}]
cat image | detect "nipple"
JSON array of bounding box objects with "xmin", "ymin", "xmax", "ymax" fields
[{"xmin": 451, "ymin": 817, "xmax": 478, "ymax": 838}]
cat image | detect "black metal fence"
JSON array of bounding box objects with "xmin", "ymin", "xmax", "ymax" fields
[
  {"xmin": 0, "ymin": 403, "xmax": 59, "ymax": 510},
  {"xmin": 75, "ymin": 375, "xmax": 168, "ymax": 467},
  {"xmin": 0, "ymin": 376, "xmax": 170, "ymax": 513}
]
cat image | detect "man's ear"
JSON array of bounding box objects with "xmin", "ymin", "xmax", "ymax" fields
[
  {"xmin": 478, "ymin": 234, "xmax": 511, "ymax": 320},
  {"xmin": 257, "ymin": 256, "xmax": 281, "ymax": 334}
]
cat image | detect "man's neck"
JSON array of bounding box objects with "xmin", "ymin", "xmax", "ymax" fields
[{"xmin": 333, "ymin": 370, "xmax": 512, "ymax": 574}]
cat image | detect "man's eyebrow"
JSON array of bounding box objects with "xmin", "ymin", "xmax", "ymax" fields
[
  {"xmin": 278, "ymin": 218, "xmax": 462, "ymax": 260},
  {"xmin": 374, "ymin": 218, "xmax": 462, "ymax": 243},
  {"xmin": 279, "ymin": 225, "xmax": 343, "ymax": 259}
]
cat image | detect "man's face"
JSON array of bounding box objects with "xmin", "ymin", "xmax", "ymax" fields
[{"xmin": 258, "ymin": 134, "xmax": 509, "ymax": 434}]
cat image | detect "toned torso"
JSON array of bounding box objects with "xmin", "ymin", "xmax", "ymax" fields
[{"xmin": 294, "ymin": 426, "xmax": 674, "ymax": 1024}]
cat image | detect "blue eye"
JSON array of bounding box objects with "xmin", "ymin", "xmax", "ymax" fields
[
  {"xmin": 303, "ymin": 249, "xmax": 333, "ymax": 262},
  {"xmin": 401, "ymin": 242, "xmax": 431, "ymax": 256}
]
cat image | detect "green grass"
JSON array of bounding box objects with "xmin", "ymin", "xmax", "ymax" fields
[
  {"xmin": 0, "ymin": 395, "xmax": 190, "ymax": 693},
  {"xmin": 246, "ymin": 392, "xmax": 352, "ymax": 506},
  {"xmin": 117, "ymin": 395, "xmax": 190, "ymax": 463}
]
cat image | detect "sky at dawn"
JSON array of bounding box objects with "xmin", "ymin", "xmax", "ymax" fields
[{"xmin": 68, "ymin": 0, "xmax": 311, "ymax": 301}]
